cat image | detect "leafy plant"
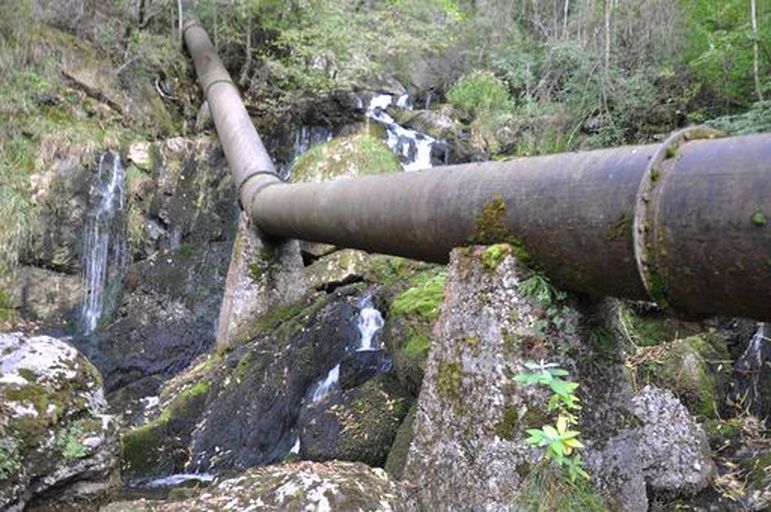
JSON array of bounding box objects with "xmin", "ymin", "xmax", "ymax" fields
[{"xmin": 516, "ymin": 361, "xmax": 588, "ymax": 482}]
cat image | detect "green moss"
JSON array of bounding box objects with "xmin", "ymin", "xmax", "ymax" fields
[
  {"xmin": 291, "ymin": 132, "xmax": 401, "ymax": 183},
  {"xmin": 57, "ymin": 422, "xmax": 88, "ymax": 460},
  {"xmin": 503, "ymin": 330, "xmax": 520, "ymax": 352},
  {"xmin": 606, "ymin": 214, "xmax": 633, "ymax": 241},
  {"xmin": 617, "ymin": 303, "xmax": 701, "ymax": 347},
  {"xmin": 650, "ymin": 168, "xmax": 661, "ymax": 182},
  {"xmin": 465, "ymin": 335, "xmax": 481, "ymax": 350},
  {"xmin": 664, "ymin": 146, "xmax": 678, "ymax": 159},
  {"xmin": 390, "ymin": 272, "xmax": 447, "ymax": 321},
  {"xmin": 403, "ymin": 332, "xmax": 431, "ymax": 359},
  {"xmin": 742, "ymin": 451, "xmax": 771, "ymax": 489},
  {"xmin": 471, "ymin": 197, "xmax": 508, "ymax": 245},
  {"xmin": 122, "ymin": 380, "xmax": 210, "ymax": 477},
  {"xmin": 234, "ymin": 352, "xmax": 252, "ymax": 381},
  {"xmin": 494, "ymin": 405, "xmax": 520, "ymax": 440},
  {"xmin": 384, "ymin": 404, "xmax": 417, "ymax": 479},
  {"xmin": 0, "ymin": 431, "xmax": 22, "ymax": 480},
  {"xmin": 751, "ymin": 211, "xmax": 767, "ymax": 227},
  {"xmin": 437, "ymin": 361, "xmax": 463, "ymax": 400},
  {"xmin": 639, "ymin": 334, "xmax": 729, "ymax": 418},
  {"xmin": 121, "ymin": 421, "xmax": 164, "ymax": 477},
  {"xmin": 481, "ymin": 243, "xmax": 511, "ymax": 270}
]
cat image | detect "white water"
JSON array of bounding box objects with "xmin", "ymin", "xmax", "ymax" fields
[
  {"xmin": 144, "ymin": 473, "xmax": 215, "ymax": 488},
  {"xmin": 308, "ymin": 295, "xmax": 386, "ymax": 403},
  {"xmin": 80, "ymin": 152, "xmax": 126, "ymax": 334},
  {"xmin": 356, "ymin": 295, "xmax": 384, "ymax": 351},
  {"xmin": 365, "ymin": 94, "xmax": 435, "ymax": 171},
  {"xmin": 290, "ymin": 436, "xmax": 301, "ymax": 454},
  {"xmin": 311, "ymin": 364, "xmax": 340, "ymax": 403}
]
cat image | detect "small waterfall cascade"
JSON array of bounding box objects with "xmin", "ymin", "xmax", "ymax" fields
[
  {"xmin": 365, "ymin": 94, "xmax": 436, "ymax": 171},
  {"xmin": 311, "ymin": 364, "xmax": 340, "ymax": 403},
  {"xmin": 309, "ymin": 295, "xmax": 386, "ymax": 403},
  {"xmin": 356, "ymin": 294, "xmax": 385, "ymax": 351},
  {"xmin": 80, "ymin": 151, "xmax": 127, "ymax": 334},
  {"xmin": 292, "ymin": 125, "xmax": 333, "ymax": 158}
]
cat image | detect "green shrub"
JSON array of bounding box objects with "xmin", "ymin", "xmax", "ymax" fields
[{"xmin": 447, "ymin": 70, "xmax": 513, "ymax": 118}]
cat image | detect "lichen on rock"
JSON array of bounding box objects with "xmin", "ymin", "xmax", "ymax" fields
[{"xmin": 0, "ymin": 332, "xmax": 119, "ymax": 511}]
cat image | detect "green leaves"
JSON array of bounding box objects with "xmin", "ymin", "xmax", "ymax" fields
[{"xmin": 516, "ymin": 361, "xmax": 589, "ymax": 481}]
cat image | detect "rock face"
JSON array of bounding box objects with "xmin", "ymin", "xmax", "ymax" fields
[
  {"xmin": 630, "ymin": 386, "xmax": 715, "ymax": 497},
  {"xmin": 0, "ymin": 332, "xmax": 119, "ymax": 511},
  {"xmin": 215, "ymin": 212, "xmax": 307, "ymax": 351},
  {"xmin": 102, "ymin": 461, "xmax": 418, "ymax": 511},
  {"xmin": 18, "ymin": 137, "xmax": 240, "ymax": 412},
  {"xmin": 403, "ymin": 246, "xmax": 717, "ymax": 511}
]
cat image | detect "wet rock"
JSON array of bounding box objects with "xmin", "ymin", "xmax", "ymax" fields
[
  {"xmin": 101, "ymin": 461, "xmax": 418, "ymax": 511},
  {"xmin": 630, "ymin": 385, "xmax": 715, "ymax": 498},
  {"xmin": 88, "ymin": 239, "xmax": 233, "ymax": 394},
  {"xmin": 731, "ymin": 323, "xmax": 771, "ymax": 418},
  {"xmin": 0, "ymin": 332, "xmax": 119, "ymax": 511},
  {"xmin": 120, "ymin": 291, "xmax": 362, "ymax": 478},
  {"xmin": 298, "ymin": 374, "xmax": 411, "ymax": 467},
  {"xmin": 339, "ymin": 349, "xmax": 393, "ymax": 390},
  {"xmin": 390, "ymin": 107, "xmax": 459, "ymax": 140}
]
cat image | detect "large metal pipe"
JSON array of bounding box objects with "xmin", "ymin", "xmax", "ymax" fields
[{"xmin": 183, "ymin": 19, "xmax": 771, "ymax": 322}]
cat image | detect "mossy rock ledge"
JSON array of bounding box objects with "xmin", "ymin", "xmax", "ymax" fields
[{"xmin": 0, "ymin": 332, "xmax": 119, "ymax": 511}]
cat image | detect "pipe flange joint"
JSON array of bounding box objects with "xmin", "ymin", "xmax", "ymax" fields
[
  {"xmin": 182, "ymin": 19, "xmax": 202, "ymax": 35},
  {"xmin": 632, "ymin": 126, "xmax": 723, "ymax": 314},
  {"xmin": 237, "ymin": 170, "xmax": 283, "ymax": 211}
]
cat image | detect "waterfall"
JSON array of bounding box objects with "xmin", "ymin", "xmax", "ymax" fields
[
  {"xmin": 311, "ymin": 364, "xmax": 340, "ymax": 403},
  {"xmin": 80, "ymin": 151, "xmax": 127, "ymax": 334},
  {"xmin": 309, "ymin": 294, "xmax": 386, "ymax": 403},
  {"xmin": 356, "ymin": 295, "xmax": 384, "ymax": 351},
  {"xmin": 365, "ymin": 94, "xmax": 436, "ymax": 171}
]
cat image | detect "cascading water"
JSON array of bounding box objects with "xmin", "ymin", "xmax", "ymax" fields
[
  {"xmin": 365, "ymin": 94, "xmax": 436, "ymax": 171},
  {"xmin": 356, "ymin": 295, "xmax": 385, "ymax": 351},
  {"xmin": 309, "ymin": 295, "xmax": 386, "ymax": 403},
  {"xmin": 79, "ymin": 151, "xmax": 127, "ymax": 334},
  {"xmin": 310, "ymin": 364, "xmax": 340, "ymax": 403}
]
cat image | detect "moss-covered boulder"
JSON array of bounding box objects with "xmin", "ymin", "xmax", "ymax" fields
[
  {"xmin": 298, "ymin": 374, "xmax": 411, "ymax": 467},
  {"xmin": 291, "ymin": 132, "xmax": 401, "ymax": 183},
  {"xmin": 635, "ymin": 333, "xmax": 730, "ymax": 418},
  {"xmin": 0, "ymin": 332, "xmax": 119, "ymax": 510},
  {"xmin": 382, "ymin": 269, "xmax": 446, "ymax": 396},
  {"xmin": 102, "ymin": 461, "xmax": 418, "ymax": 511}
]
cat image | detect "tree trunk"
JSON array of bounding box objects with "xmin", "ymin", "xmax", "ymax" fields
[
  {"xmin": 239, "ymin": 15, "xmax": 253, "ymax": 86},
  {"xmin": 604, "ymin": 0, "xmax": 612, "ymax": 71},
  {"xmin": 751, "ymin": 0, "xmax": 764, "ymax": 101},
  {"xmin": 563, "ymin": 0, "xmax": 570, "ymax": 38}
]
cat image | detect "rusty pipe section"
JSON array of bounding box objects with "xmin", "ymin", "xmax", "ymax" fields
[
  {"xmin": 183, "ymin": 18, "xmax": 282, "ymax": 211},
  {"xmin": 183, "ymin": 20, "xmax": 771, "ymax": 322}
]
